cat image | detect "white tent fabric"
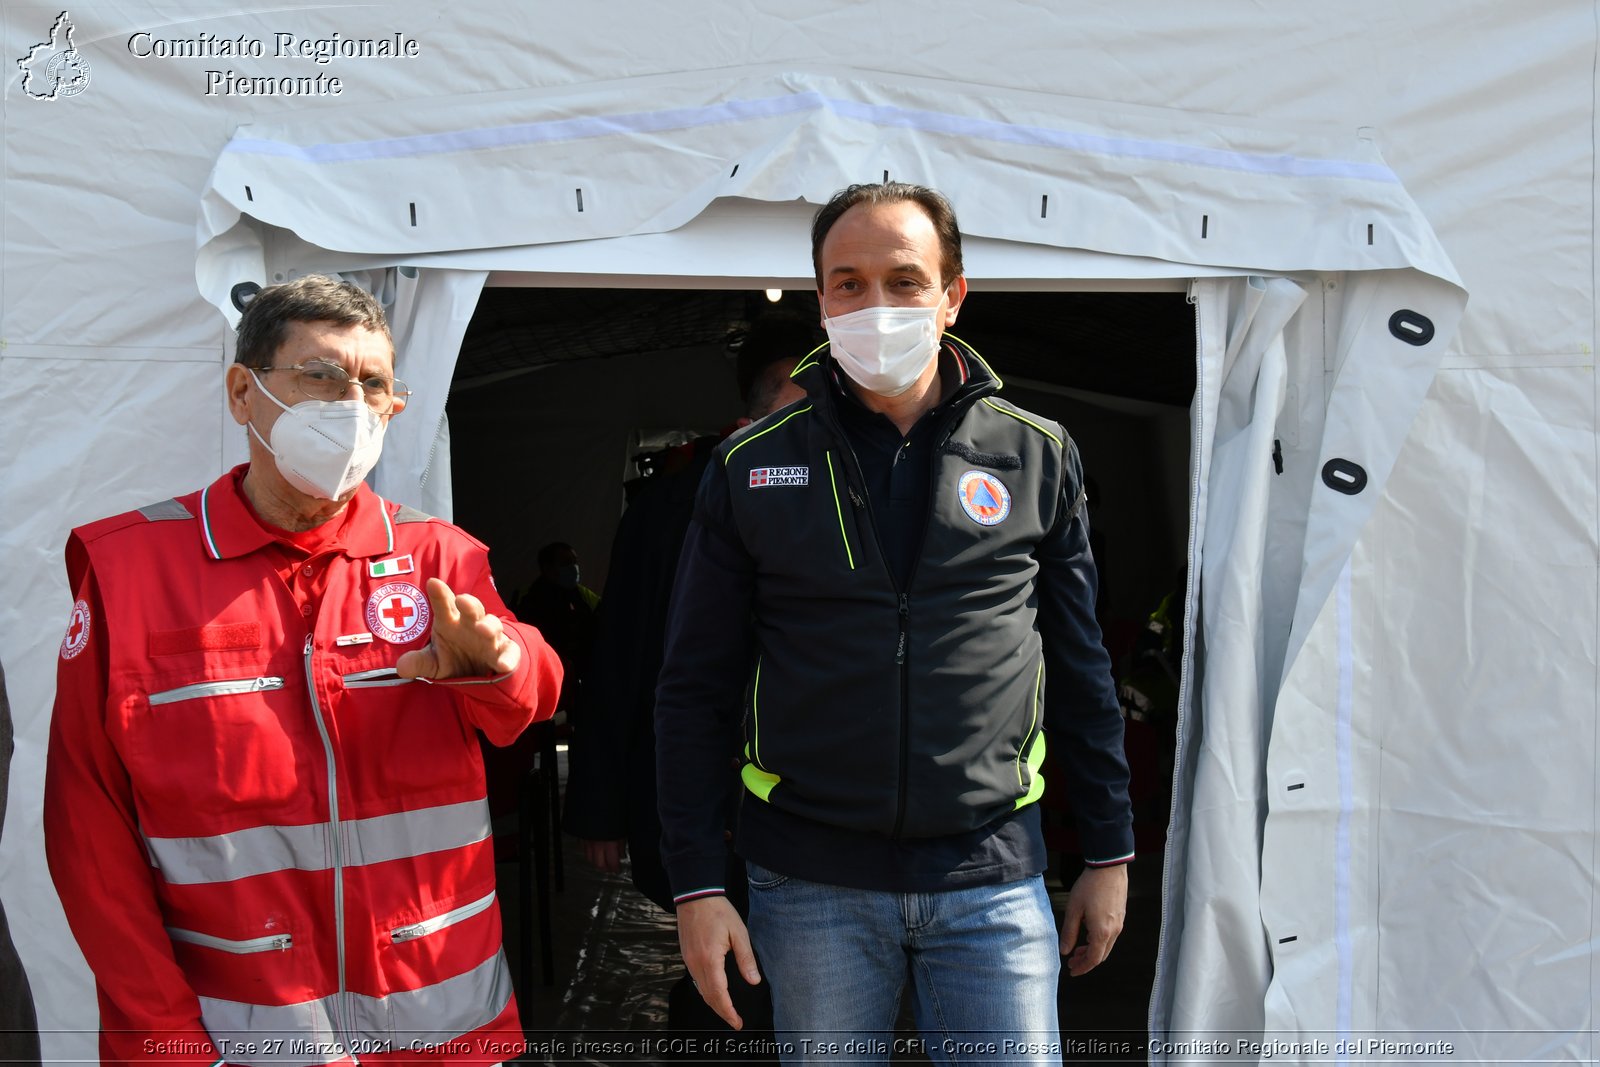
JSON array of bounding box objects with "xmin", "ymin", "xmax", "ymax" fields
[
  {"xmin": 1162, "ymin": 276, "xmax": 1307, "ymax": 1047},
  {"xmin": 194, "ymin": 69, "xmax": 1462, "ymax": 306},
  {"xmin": 350, "ymin": 267, "xmax": 486, "ymax": 520}
]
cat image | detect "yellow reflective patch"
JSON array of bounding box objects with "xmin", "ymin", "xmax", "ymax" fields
[
  {"xmin": 1014, "ymin": 730, "xmax": 1047, "ymax": 809},
  {"xmin": 741, "ymin": 762, "xmax": 781, "ymax": 802}
]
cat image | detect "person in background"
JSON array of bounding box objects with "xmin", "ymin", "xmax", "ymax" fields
[
  {"xmin": 45, "ymin": 275, "xmax": 562, "ymax": 1065},
  {"xmin": 565, "ymin": 311, "xmax": 813, "ymax": 1046},
  {"xmin": 514, "ymin": 541, "xmax": 599, "ymax": 720}
]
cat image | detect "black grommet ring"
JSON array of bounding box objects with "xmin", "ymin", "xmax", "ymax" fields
[
  {"xmin": 1322, "ymin": 458, "xmax": 1368, "ymax": 495},
  {"xmin": 1388, "ymin": 309, "xmax": 1434, "ymax": 346},
  {"xmin": 230, "ymin": 282, "xmax": 262, "ymax": 313}
]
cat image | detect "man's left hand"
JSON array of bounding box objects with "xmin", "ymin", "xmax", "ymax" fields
[
  {"xmin": 396, "ymin": 577, "xmax": 522, "ymax": 680},
  {"xmin": 1060, "ymin": 863, "xmax": 1128, "ymax": 976}
]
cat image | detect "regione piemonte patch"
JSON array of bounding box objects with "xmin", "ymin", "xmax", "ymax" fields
[
  {"xmin": 958, "ymin": 470, "xmax": 1012, "ymax": 526},
  {"xmin": 749, "ymin": 466, "xmax": 810, "ymax": 488},
  {"xmin": 60, "ymin": 598, "xmax": 91, "ymax": 660},
  {"xmin": 366, "ymin": 581, "xmax": 431, "ymax": 644}
]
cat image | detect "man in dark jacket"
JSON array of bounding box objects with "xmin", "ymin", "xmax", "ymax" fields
[{"xmin": 655, "ymin": 183, "xmax": 1134, "ymax": 1059}]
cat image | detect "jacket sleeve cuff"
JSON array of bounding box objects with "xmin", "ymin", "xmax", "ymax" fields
[
  {"xmin": 1078, "ymin": 823, "xmax": 1137, "ymax": 867},
  {"xmin": 436, "ymin": 623, "xmax": 563, "ymax": 746},
  {"xmin": 665, "ymin": 851, "xmax": 732, "ymax": 909},
  {"xmin": 672, "ymin": 886, "xmax": 728, "ymax": 905},
  {"xmin": 1084, "ymin": 850, "xmax": 1136, "ymax": 868}
]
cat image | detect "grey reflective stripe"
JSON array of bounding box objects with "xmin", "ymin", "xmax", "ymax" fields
[
  {"xmin": 147, "ymin": 799, "xmax": 491, "ymax": 885},
  {"xmin": 196, "ymin": 949, "xmax": 513, "ymax": 1067},
  {"xmin": 393, "ymin": 504, "xmax": 433, "ymax": 524},
  {"xmin": 167, "ymin": 925, "xmax": 293, "ymax": 954},
  {"xmin": 195, "ymin": 995, "xmax": 339, "ymax": 1067},
  {"xmin": 342, "ymin": 801, "xmax": 490, "ymax": 867},
  {"xmin": 391, "ymin": 889, "xmax": 497, "ymax": 943},
  {"xmin": 361, "ymin": 946, "xmax": 512, "ymax": 1049},
  {"xmin": 139, "ymin": 497, "xmax": 193, "ymax": 521},
  {"xmin": 149, "ymin": 677, "xmax": 284, "ymax": 705}
]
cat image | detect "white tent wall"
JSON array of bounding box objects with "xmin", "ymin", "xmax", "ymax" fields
[
  {"xmin": 1368, "ymin": 368, "xmax": 1596, "ymax": 1056},
  {"xmin": 0, "ymin": 3, "xmax": 1591, "ymax": 1064}
]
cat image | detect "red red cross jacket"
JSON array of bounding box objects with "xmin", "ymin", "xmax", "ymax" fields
[{"xmin": 45, "ymin": 467, "xmax": 562, "ymax": 1067}]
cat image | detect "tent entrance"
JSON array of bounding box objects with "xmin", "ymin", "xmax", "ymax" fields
[{"xmin": 444, "ymin": 281, "xmax": 1196, "ymax": 1044}]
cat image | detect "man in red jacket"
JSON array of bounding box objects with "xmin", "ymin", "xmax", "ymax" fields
[{"xmin": 45, "ymin": 275, "xmax": 563, "ymax": 1066}]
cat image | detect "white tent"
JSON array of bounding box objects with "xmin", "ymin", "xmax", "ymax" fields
[{"xmin": 1, "ymin": 3, "xmax": 1591, "ymax": 1063}]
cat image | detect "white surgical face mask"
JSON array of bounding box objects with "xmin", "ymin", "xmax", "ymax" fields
[
  {"xmin": 823, "ymin": 304, "xmax": 943, "ymax": 397},
  {"xmin": 247, "ymin": 370, "xmax": 387, "ymax": 500}
]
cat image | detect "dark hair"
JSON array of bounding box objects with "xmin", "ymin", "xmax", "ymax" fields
[
  {"xmin": 734, "ymin": 312, "xmax": 822, "ymax": 406},
  {"xmin": 810, "ymin": 182, "xmax": 964, "ymax": 289},
  {"xmin": 538, "ymin": 541, "xmax": 575, "ymax": 572},
  {"xmin": 234, "ymin": 274, "xmax": 393, "ymax": 370}
]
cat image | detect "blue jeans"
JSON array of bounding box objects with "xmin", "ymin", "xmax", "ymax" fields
[{"xmin": 745, "ymin": 863, "xmax": 1062, "ymax": 1065}]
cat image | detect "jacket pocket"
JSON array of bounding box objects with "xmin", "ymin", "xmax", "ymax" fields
[
  {"xmin": 389, "ymin": 889, "xmax": 497, "ymax": 944},
  {"xmin": 166, "ymin": 925, "xmax": 294, "ymax": 954},
  {"xmin": 342, "ymin": 667, "xmax": 415, "ymax": 689},
  {"xmin": 745, "ymin": 861, "xmax": 790, "ymax": 892},
  {"xmin": 148, "ymin": 676, "xmax": 284, "ymax": 705},
  {"xmin": 823, "ymin": 451, "xmax": 857, "ymax": 571}
]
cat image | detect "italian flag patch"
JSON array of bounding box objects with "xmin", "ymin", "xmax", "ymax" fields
[{"xmin": 369, "ymin": 554, "xmax": 414, "ymax": 578}]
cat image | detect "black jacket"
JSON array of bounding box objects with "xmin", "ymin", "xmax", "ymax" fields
[{"xmin": 656, "ymin": 340, "xmax": 1133, "ymax": 898}]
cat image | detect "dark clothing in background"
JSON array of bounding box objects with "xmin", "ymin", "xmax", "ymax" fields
[
  {"xmin": 564, "ymin": 439, "xmax": 776, "ymax": 1047},
  {"xmin": 515, "ymin": 578, "xmax": 597, "ymax": 714},
  {"xmin": 563, "ymin": 437, "xmax": 720, "ymax": 910},
  {"xmin": 0, "ymin": 660, "xmax": 43, "ymax": 1066}
]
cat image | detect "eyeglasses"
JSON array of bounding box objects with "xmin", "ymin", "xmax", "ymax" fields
[{"xmin": 262, "ymin": 360, "xmax": 410, "ymax": 414}]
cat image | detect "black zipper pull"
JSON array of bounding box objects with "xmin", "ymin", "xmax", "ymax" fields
[
  {"xmin": 896, "ymin": 594, "xmax": 909, "ymax": 664},
  {"xmin": 848, "ymin": 486, "xmax": 865, "ymax": 509}
]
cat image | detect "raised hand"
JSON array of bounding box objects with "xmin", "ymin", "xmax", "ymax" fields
[{"xmin": 396, "ymin": 577, "xmax": 522, "ymax": 680}]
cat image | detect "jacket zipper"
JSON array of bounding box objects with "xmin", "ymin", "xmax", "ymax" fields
[
  {"xmin": 167, "ymin": 926, "xmax": 293, "ymax": 953},
  {"xmin": 148, "ymin": 676, "xmax": 284, "ymax": 705},
  {"xmin": 389, "ymin": 890, "xmax": 497, "ymax": 944},
  {"xmin": 303, "ymin": 634, "xmax": 351, "ymax": 1055},
  {"xmin": 341, "ymin": 667, "xmax": 413, "ymax": 689},
  {"xmin": 829, "ymin": 397, "xmax": 975, "ymax": 840}
]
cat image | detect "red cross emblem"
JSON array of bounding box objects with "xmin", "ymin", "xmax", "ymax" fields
[
  {"xmin": 366, "ymin": 582, "xmax": 430, "ymax": 644},
  {"xmin": 381, "ymin": 596, "xmax": 415, "ymax": 629},
  {"xmin": 60, "ymin": 599, "xmax": 91, "ymax": 660}
]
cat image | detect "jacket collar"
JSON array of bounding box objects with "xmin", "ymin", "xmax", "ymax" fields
[{"xmin": 196, "ymin": 464, "xmax": 396, "ymax": 561}]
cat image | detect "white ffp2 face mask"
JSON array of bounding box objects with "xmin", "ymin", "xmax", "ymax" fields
[
  {"xmin": 823, "ymin": 304, "xmax": 943, "ymax": 397},
  {"xmin": 247, "ymin": 370, "xmax": 387, "ymax": 500}
]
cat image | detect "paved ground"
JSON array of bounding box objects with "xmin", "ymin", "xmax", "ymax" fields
[{"xmin": 497, "ymin": 750, "xmax": 1162, "ymax": 1065}]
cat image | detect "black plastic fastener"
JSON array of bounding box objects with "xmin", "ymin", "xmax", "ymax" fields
[
  {"xmin": 1389, "ymin": 309, "xmax": 1434, "ymax": 346},
  {"xmin": 230, "ymin": 282, "xmax": 262, "ymax": 312},
  {"xmin": 1322, "ymin": 458, "xmax": 1368, "ymax": 495}
]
